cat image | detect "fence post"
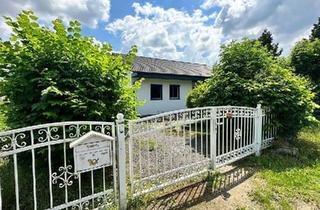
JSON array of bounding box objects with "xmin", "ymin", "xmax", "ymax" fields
[
  {"xmin": 255, "ymin": 104, "xmax": 263, "ymax": 156},
  {"xmin": 210, "ymin": 107, "xmax": 217, "ymax": 169},
  {"xmin": 116, "ymin": 113, "xmax": 127, "ymax": 210}
]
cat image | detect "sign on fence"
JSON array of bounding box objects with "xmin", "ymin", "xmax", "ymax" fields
[{"xmin": 70, "ymin": 131, "xmax": 115, "ymax": 173}]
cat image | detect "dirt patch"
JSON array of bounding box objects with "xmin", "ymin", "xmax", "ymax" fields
[
  {"xmin": 144, "ymin": 165, "xmax": 318, "ymax": 210},
  {"xmin": 187, "ymin": 176, "xmax": 260, "ymax": 210},
  {"xmin": 145, "ymin": 166, "xmax": 260, "ymax": 210}
]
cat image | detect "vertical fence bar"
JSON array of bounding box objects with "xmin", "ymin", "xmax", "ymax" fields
[
  {"xmin": 169, "ymin": 115, "xmax": 173, "ymax": 169},
  {"xmin": 128, "ymin": 123, "xmax": 134, "ymax": 195},
  {"xmin": 210, "ymin": 108, "xmax": 217, "ymax": 169},
  {"xmin": 13, "ymin": 133, "xmax": 20, "ymax": 210},
  {"xmin": 31, "ymin": 130, "xmax": 37, "ymax": 210},
  {"xmin": 200, "ymin": 112, "xmax": 203, "ymax": 156},
  {"xmin": 255, "ymin": 104, "xmax": 263, "ymax": 156},
  {"xmin": 206, "ymin": 113, "xmax": 209, "ymax": 158},
  {"xmin": 226, "ymin": 115, "xmax": 229, "ymax": 153},
  {"xmin": 112, "ymin": 132, "xmax": 118, "ymax": 204},
  {"xmin": 62, "ymin": 126, "xmax": 68, "ymax": 205},
  {"xmin": 116, "ymin": 113, "xmax": 126, "ymax": 210},
  {"xmin": 189, "ymin": 115, "xmax": 192, "ymax": 163},
  {"xmin": 47, "ymin": 127, "xmax": 53, "ymax": 208}
]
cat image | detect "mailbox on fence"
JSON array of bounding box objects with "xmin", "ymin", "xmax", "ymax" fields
[{"xmin": 70, "ymin": 131, "xmax": 115, "ymax": 173}]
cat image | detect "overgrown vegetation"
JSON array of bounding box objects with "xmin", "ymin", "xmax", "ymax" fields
[
  {"xmin": 244, "ymin": 125, "xmax": 320, "ymax": 209},
  {"xmin": 0, "ymin": 11, "xmax": 141, "ymax": 129},
  {"xmin": 0, "ymin": 11, "xmax": 139, "ymax": 209},
  {"xmin": 187, "ymin": 39, "xmax": 318, "ymax": 138},
  {"xmin": 0, "ymin": 103, "xmax": 7, "ymax": 130},
  {"xmin": 290, "ymin": 37, "xmax": 320, "ymax": 118}
]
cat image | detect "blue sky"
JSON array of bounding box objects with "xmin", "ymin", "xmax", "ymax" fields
[
  {"xmin": 81, "ymin": 0, "xmax": 217, "ymax": 51},
  {"xmin": 1, "ymin": 0, "xmax": 320, "ymax": 65}
]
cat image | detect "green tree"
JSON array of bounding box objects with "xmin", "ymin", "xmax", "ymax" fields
[
  {"xmin": 0, "ymin": 11, "xmax": 141, "ymax": 129},
  {"xmin": 187, "ymin": 39, "xmax": 317, "ymax": 138},
  {"xmin": 258, "ymin": 29, "xmax": 282, "ymax": 56},
  {"xmin": 290, "ymin": 39, "xmax": 320, "ymax": 117},
  {"xmin": 310, "ymin": 17, "xmax": 320, "ymax": 40},
  {"xmin": 291, "ymin": 39, "xmax": 320, "ymax": 82}
]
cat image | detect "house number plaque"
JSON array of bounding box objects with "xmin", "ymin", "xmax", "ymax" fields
[{"xmin": 70, "ymin": 131, "xmax": 114, "ymax": 173}]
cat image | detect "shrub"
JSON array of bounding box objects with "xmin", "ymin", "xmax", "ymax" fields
[
  {"xmin": 187, "ymin": 39, "xmax": 317, "ymax": 138},
  {"xmin": 290, "ymin": 39, "xmax": 320, "ymax": 117},
  {"xmin": 290, "ymin": 39, "xmax": 320, "ymax": 82},
  {"xmin": 0, "ymin": 11, "xmax": 141, "ymax": 129}
]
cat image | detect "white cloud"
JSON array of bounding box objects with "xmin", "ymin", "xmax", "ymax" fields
[
  {"xmin": 202, "ymin": 0, "xmax": 320, "ymax": 55},
  {"xmin": 107, "ymin": 1, "xmax": 320, "ymax": 65},
  {"xmin": 0, "ymin": 0, "xmax": 110, "ymax": 39},
  {"xmin": 201, "ymin": 0, "xmax": 256, "ymax": 18},
  {"xmin": 107, "ymin": 3, "xmax": 222, "ymax": 65}
]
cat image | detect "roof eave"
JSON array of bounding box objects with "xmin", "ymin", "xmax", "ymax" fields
[{"xmin": 131, "ymin": 72, "xmax": 211, "ymax": 81}]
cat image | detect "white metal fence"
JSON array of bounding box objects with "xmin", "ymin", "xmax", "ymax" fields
[
  {"xmin": 128, "ymin": 105, "xmax": 276, "ymax": 197},
  {"xmin": 0, "ymin": 105, "xmax": 276, "ymax": 210},
  {"xmin": 0, "ymin": 121, "xmax": 117, "ymax": 210}
]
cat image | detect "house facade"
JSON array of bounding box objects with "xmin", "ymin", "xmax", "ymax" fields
[{"xmin": 132, "ymin": 56, "xmax": 212, "ymax": 116}]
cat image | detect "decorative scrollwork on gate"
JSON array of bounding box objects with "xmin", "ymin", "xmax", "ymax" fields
[
  {"xmin": 0, "ymin": 135, "xmax": 13, "ymax": 151},
  {"xmin": 52, "ymin": 165, "xmax": 78, "ymax": 188},
  {"xmin": 1, "ymin": 133, "xmax": 28, "ymax": 151},
  {"xmin": 71, "ymin": 200, "xmax": 90, "ymax": 210},
  {"xmin": 234, "ymin": 128, "xmax": 241, "ymax": 141}
]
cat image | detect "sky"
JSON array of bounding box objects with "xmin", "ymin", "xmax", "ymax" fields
[{"xmin": 0, "ymin": 0, "xmax": 319, "ymax": 65}]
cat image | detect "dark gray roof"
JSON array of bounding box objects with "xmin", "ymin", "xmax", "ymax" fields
[{"xmin": 132, "ymin": 56, "xmax": 212, "ymax": 78}]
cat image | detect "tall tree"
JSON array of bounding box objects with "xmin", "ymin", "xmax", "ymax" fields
[
  {"xmin": 310, "ymin": 17, "xmax": 320, "ymax": 40},
  {"xmin": 258, "ymin": 29, "xmax": 282, "ymax": 56}
]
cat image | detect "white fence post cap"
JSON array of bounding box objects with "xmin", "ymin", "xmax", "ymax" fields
[{"xmin": 116, "ymin": 113, "xmax": 124, "ymax": 121}]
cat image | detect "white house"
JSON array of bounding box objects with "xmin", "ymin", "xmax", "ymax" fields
[{"xmin": 131, "ymin": 56, "xmax": 212, "ymax": 116}]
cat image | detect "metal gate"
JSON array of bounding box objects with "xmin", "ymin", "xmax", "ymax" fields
[
  {"xmin": 128, "ymin": 105, "xmax": 276, "ymax": 197},
  {"xmin": 0, "ymin": 106, "xmax": 276, "ymax": 209},
  {"xmin": 0, "ymin": 121, "xmax": 118, "ymax": 210}
]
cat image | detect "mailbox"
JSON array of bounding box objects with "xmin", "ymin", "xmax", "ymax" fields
[{"xmin": 70, "ymin": 131, "xmax": 115, "ymax": 173}]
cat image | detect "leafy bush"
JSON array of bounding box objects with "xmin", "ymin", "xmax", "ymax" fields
[
  {"xmin": 0, "ymin": 11, "xmax": 141, "ymax": 129},
  {"xmin": 290, "ymin": 39, "xmax": 320, "ymax": 117},
  {"xmin": 290, "ymin": 39, "xmax": 320, "ymax": 82},
  {"xmin": 187, "ymin": 39, "xmax": 317, "ymax": 138}
]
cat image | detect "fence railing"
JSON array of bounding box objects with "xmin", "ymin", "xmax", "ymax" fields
[
  {"xmin": 0, "ymin": 121, "xmax": 117, "ymax": 210},
  {"xmin": 127, "ymin": 105, "xmax": 276, "ymax": 198},
  {"xmin": 0, "ymin": 105, "xmax": 276, "ymax": 210}
]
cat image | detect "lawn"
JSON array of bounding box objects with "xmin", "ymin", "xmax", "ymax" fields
[{"xmin": 244, "ymin": 125, "xmax": 320, "ymax": 209}]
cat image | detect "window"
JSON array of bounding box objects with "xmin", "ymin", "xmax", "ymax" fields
[
  {"xmin": 170, "ymin": 85, "xmax": 180, "ymax": 100},
  {"xmin": 150, "ymin": 84, "xmax": 162, "ymax": 100}
]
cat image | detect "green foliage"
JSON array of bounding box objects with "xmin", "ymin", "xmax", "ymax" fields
[
  {"xmin": 258, "ymin": 29, "xmax": 282, "ymax": 56},
  {"xmin": 291, "ymin": 39, "xmax": 320, "ymax": 82},
  {"xmin": 310, "ymin": 17, "xmax": 320, "ymax": 41},
  {"xmin": 187, "ymin": 39, "xmax": 317, "ymax": 137},
  {"xmin": 290, "ymin": 38, "xmax": 320, "ymax": 117},
  {"xmin": 0, "ymin": 11, "xmax": 141, "ymax": 129},
  {"xmin": 0, "ymin": 102, "xmax": 7, "ymax": 130}
]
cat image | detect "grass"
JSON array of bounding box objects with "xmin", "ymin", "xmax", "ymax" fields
[{"xmin": 243, "ymin": 125, "xmax": 320, "ymax": 209}]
